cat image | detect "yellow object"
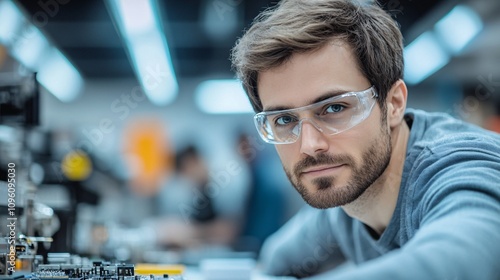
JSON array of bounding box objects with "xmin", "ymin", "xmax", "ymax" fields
[
  {"xmin": 61, "ymin": 150, "xmax": 92, "ymax": 181},
  {"xmin": 15, "ymin": 258, "xmax": 21, "ymax": 270},
  {"xmin": 135, "ymin": 264, "xmax": 185, "ymax": 275}
]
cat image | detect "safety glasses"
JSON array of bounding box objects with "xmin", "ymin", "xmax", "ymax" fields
[{"xmin": 254, "ymin": 86, "xmax": 378, "ymax": 144}]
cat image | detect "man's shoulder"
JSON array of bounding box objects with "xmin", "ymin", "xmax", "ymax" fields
[
  {"xmin": 402, "ymin": 109, "xmax": 500, "ymax": 211},
  {"xmin": 405, "ymin": 108, "xmax": 500, "ymax": 158}
]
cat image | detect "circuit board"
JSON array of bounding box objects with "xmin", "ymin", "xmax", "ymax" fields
[{"xmin": 2, "ymin": 262, "xmax": 184, "ymax": 280}]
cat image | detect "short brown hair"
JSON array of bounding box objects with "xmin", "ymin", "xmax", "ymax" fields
[{"xmin": 231, "ymin": 0, "xmax": 404, "ymax": 112}]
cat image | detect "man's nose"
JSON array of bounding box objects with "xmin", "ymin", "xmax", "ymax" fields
[{"xmin": 298, "ymin": 120, "xmax": 329, "ymax": 156}]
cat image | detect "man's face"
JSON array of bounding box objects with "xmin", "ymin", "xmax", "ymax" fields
[{"xmin": 258, "ymin": 41, "xmax": 392, "ymax": 209}]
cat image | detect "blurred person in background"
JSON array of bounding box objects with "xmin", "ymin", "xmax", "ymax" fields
[
  {"xmin": 97, "ymin": 143, "xmax": 250, "ymax": 262},
  {"xmin": 231, "ymin": 0, "xmax": 500, "ymax": 279},
  {"xmin": 153, "ymin": 144, "xmax": 248, "ymax": 250},
  {"xmin": 236, "ymin": 133, "xmax": 287, "ymax": 254},
  {"xmin": 173, "ymin": 145, "xmax": 217, "ymax": 223}
]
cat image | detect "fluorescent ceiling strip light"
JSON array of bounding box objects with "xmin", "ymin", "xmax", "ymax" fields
[
  {"xmin": 434, "ymin": 5, "xmax": 483, "ymax": 55},
  {"xmin": 0, "ymin": 0, "xmax": 83, "ymax": 102},
  {"xmin": 37, "ymin": 48, "xmax": 84, "ymax": 102},
  {"xmin": 109, "ymin": 0, "xmax": 178, "ymax": 105},
  {"xmin": 11, "ymin": 26, "xmax": 49, "ymax": 70},
  {"xmin": 195, "ymin": 79, "xmax": 254, "ymax": 114},
  {"xmin": 404, "ymin": 31, "xmax": 450, "ymax": 85},
  {"xmin": 0, "ymin": 0, "xmax": 23, "ymax": 45}
]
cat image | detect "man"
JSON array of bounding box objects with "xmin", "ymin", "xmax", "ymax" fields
[{"xmin": 231, "ymin": 0, "xmax": 500, "ymax": 279}]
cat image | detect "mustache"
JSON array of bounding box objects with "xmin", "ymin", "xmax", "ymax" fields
[{"xmin": 294, "ymin": 153, "xmax": 354, "ymax": 176}]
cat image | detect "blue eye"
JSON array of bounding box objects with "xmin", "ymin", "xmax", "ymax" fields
[
  {"xmin": 275, "ymin": 115, "xmax": 297, "ymax": 126},
  {"xmin": 325, "ymin": 104, "xmax": 345, "ymax": 113}
]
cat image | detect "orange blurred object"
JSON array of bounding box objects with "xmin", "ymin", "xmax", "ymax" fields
[
  {"xmin": 0, "ymin": 45, "xmax": 6, "ymax": 68},
  {"xmin": 485, "ymin": 116, "xmax": 500, "ymax": 134},
  {"xmin": 123, "ymin": 119, "xmax": 173, "ymax": 196}
]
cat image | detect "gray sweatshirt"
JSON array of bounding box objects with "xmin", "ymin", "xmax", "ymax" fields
[{"xmin": 260, "ymin": 108, "xmax": 500, "ymax": 279}]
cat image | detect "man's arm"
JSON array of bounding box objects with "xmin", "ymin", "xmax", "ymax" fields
[
  {"xmin": 260, "ymin": 206, "xmax": 345, "ymax": 277},
  {"xmin": 308, "ymin": 196, "xmax": 500, "ymax": 279}
]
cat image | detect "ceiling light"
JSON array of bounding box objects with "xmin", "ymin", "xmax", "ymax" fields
[
  {"xmin": 435, "ymin": 5, "xmax": 483, "ymax": 55},
  {"xmin": 0, "ymin": 0, "xmax": 83, "ymax": 102},
  {"xmin": 404, "ymin": 32, "xmax": 450, "ymax": 85},
  {"xmin": 116, "ymin": 0, "xmax": 155, "ymax": 36},
  {"xmin": 37, "ymin": 48, "xmax": 84, "ymax": 102},
  {"xmin": 10, "ymin": 27, "xmax": 49, "ymax": 70},
  {"xmin": 0, "ymin": 0, "xmax": 23, "ymax": 45},
  {"xmin": 108, "ymin": 0, "xmax": 178, "ymax": 106},
  {"xmin": 195, "ymin": 79, "xmax": 253, "ymax": 114}
]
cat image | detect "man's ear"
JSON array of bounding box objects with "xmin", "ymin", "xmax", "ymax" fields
[{"xmin": 385, "ymin": 79, "xmax": 408, "ymax": 129}]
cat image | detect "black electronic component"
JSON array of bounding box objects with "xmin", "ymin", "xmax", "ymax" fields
[
  {"xmin": 0, "ymin": 74, "xmax": 39, "ymax": 127},
  {"xmin": 0, "ymin": 254, "xmax": 7, "ymax": 275},
  {"xmin": 117, "ymin": 265, "xmax": 134, "ymax": 277}
]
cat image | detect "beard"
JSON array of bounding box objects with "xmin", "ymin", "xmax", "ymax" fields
[{"xmin": 283, "ymin": 124, "xmax": 392, "ymax": 209}]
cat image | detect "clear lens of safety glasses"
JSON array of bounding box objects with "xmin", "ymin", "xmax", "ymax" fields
[{"xmin": 254, "ymin": 86, "xmax": 378, "ymax": 144}]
